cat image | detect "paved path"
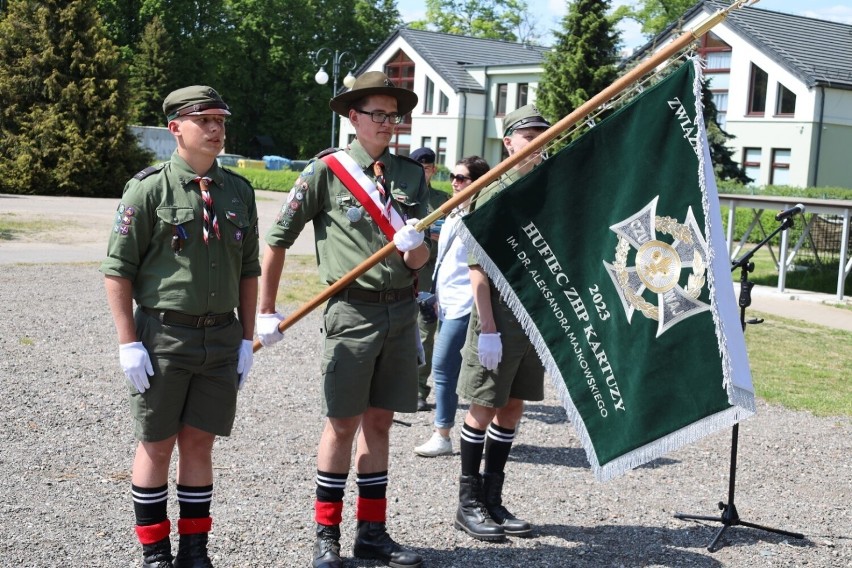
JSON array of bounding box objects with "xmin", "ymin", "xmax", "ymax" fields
[{"xmin": 2, "ymin": 192, "xmax": 850, "ymax": 331}]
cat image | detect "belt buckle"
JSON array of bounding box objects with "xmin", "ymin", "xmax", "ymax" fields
[
  {"xmin": 203, "ymin": 316, "xmax": 216, "ymax": 327},
  {"xmin": 385, "ymin": 290, "xmax": 398, "ymax": 303}
]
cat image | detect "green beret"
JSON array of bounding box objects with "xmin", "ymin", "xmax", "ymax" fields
[{"xmin": 163, "ymin": 85, "xmax": 231, "ymax": 122}]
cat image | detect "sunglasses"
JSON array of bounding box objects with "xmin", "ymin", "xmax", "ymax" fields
[{"xmin": 449, "ymin": 174, "xmax": 472, "ymax": 182}]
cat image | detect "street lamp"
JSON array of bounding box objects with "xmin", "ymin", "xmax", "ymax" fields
[{"xmin": 313, "ymin": 47, "xmax": 357, "ymax": 148}]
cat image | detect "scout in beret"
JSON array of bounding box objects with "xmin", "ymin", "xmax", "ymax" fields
[
  {"xmin": 101, "ymin": 85, "xmax": 259, "ymax": 567},
  {"xmin": 258, "ymin": 71, "xmax": 428, "ymax": 568}
]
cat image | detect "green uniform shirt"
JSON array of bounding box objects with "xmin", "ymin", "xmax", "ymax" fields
[
  {"xmin": 418, "ymin": 184, "xmax": 450, "ymax": 293},
  {"xmin": 100, "ymin": 152, "xmax": 261, "ymax": 315},
  {"xmin": 266, "ymin": 139, "xmax": 429, "ymax": 291}
]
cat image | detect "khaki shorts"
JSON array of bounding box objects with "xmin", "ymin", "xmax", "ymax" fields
[
  {"xmin": 320, "ymin": 295, "xmax": 419, "ymax": 417},
  {"xmin": 457, "ymin": 295, "xmax": 545, "ymax": 408},
  {"xmin": 131, "ymin": 308, "xmax": 242, "ymax": 442}
]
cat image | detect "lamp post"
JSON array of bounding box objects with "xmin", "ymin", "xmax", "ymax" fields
[{"xmin": 313, "ymin": 48, "xmax": 358, "ymax": 148}]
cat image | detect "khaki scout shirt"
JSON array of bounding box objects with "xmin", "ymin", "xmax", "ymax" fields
[
  {"xmin": 417, "ymin": 184, "xmax": 450, "ymax": 293},
  {"xmin": 100, "ymin": 152, "xmax": 261, "ymax": 315},
  {"xmin": 266, "ymin": 140, "xmax": 428, "ymax": 291}
]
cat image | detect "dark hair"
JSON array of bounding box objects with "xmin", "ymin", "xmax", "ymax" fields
[{"xmin": 457, "ymin": 156, "xmax": 490, "ymax": 182}]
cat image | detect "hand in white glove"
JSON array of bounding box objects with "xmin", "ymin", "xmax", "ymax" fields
[
  {"xmin": 236, "ymin": 339, "xmax": 253, "ymax": 389},
  {"xmin": 256, "ymin": 312, "xmax": 285, "ymax": 347},
  {"xmin": 119, "ymin": 342, "xmax": 154, "ymax": 393},
  {"xmin": 477, "ymin": 332, "xmax": 503, "ymax": 371},
  {"xmin": 393, "ymin": 218, "xmax": 424, "ymax": 253}
]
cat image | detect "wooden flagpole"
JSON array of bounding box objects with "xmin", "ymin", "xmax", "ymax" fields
[{"xmin": 254, "ymin": 0, "xmax": 759, "ymax": 352}]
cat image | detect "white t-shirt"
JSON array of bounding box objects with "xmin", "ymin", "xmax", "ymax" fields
[{"xmin": 434, "ymin": 211, "xmax": 473, "ymax": 321}]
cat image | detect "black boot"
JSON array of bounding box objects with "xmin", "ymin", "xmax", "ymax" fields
[
  {"xmin": 313, "ymin": 524, "xmax": 343, "ymax": 568},
  {"xmin": 352, "ymin": 521, "xmax": 422, "ymax": 567},
  {"xmin": 142, "ymin": 537, "xmax": 173, "ymax": 568},
  {"xmin": 454, "ymin": 474, "xmax": 506, "ymax": 541},
  {"xmin": 172, "ymin": 533, "xmax": 213, "ymax": 568},
  {"xmin": 482, "ymin": 471, "xmax": 532, "ymax": 536}
]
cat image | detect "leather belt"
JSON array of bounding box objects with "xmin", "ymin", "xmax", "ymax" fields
[
  {"xmin": 338, "ymin": 287, "xmax": 415, "ymax": 304},
  {"xmin": 142, "ymin": 307, "xmax": 234, "ymax": 328}
]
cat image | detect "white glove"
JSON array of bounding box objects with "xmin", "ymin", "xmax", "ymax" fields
[
  {"xmin": 119, "ymin": 342, "xmax": 154, "ymax": 393},
  {"xmin": 256, "ymin": 312, "xmax": 285, "ymax": 347},
  {"xmin": 478, "ymin": 332, "xmax": 503, "ymax": 371},
  {"xmin": 236, "ymin": 339, "xmax": 253, "ymax": 389},
  {"xmin": 393, "ymin": 218, "xmax": 424, "ymax": 253}
]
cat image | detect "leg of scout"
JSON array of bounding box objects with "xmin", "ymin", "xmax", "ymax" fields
[
  {"xmin": 133, "ymin": 437, "xmax": 177, "ymax": 567},
  {"xmin": 173, "ymin": 426, "xmax": 217, "ymax": 567},
  {"xmin": 454, "ymin": 404, "xmax": 506, "ymax": 541}
]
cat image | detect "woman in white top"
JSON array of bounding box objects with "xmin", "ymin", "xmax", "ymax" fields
[{"xmin": 415, "ymin": 156, "xmax": 491, "ymax": 457}]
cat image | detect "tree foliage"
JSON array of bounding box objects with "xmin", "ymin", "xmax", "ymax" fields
[
  {"xmin": 613, "ymin": 0, "xmax": 695, "ymax": 38},
  {"xmin": 0, "ymin": 0, "xmax": 151, "ymax": 196},
  {"xmin": 536, "ymin": 0, "xmax": 619, "ymax": 132},
  {"xmin": 409, "ymin": 0, "xmax": 540, "ymax": 43}
]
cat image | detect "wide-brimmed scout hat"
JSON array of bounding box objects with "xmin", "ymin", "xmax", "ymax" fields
[
  {"xmin": 503, "ymin": 104, "xmax": 550, "ymax": 136},
  {"xmin": 163, "ymin": 85, "xmax": 231, "ymax": 122},
  {"xmin": 329, "ymin": 71, "xmax": 418, "ymax": 117}
]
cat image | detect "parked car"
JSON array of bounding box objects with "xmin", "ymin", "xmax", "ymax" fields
[{"xmin": 216, "ymin": 153, "xmax": 246, "ymax": 167}]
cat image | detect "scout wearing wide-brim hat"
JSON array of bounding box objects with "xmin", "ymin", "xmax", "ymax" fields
[
  {"xmin": 329, "ymin": 71, "xmax": 418, "ymax": 117},
  {"xmin": 163, "ymin": 85, "xmax": 232, "ymax": 122},
  {"xmin": 502, "ymin": 104, "xmax": 550, "ymax": 136}
]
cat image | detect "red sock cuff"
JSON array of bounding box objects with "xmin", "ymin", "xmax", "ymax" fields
[
  {"xmin": 315, "ymin": 500, "xmax": 344, "ymax": 526},
  {"xmin": 356, "ymin": 497, "xmax": 387, "ymax": 523},
  {"xmin": 135, "ymin": 519, "xmax": 171, "ymax": 545},
  {"xmin": 177, "ymin": 516, "xmax": 213, "ymax": 535}
]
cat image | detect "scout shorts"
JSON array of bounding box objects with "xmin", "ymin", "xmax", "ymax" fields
[
  {"xmin": 320, "ymin": 295, "xmax": 419, "ymax": 417},
  {"xmin": 457, "ymin": 296, "xmax": 545, "ymax": 408},
  {"xmin": 130, "ymin": 308, "xmax": 243, "ymax": 441}
]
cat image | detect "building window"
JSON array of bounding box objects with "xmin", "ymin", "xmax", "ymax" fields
[
  {"xmin": 496, "ymin": 84, "xmax": 508, "ymax": 116},
  {"xmin": 421, "ymin": 136, "xmax": 432, "ymax": 149},
  {"xmin": 698, "ymin": 32, "xmax": 732, "ymax": 131},
  {"xmin": 770, "ymin": 148, "xmax": 791, "ymax": 186},
  {"xmin": 436, "ymin": 137, "xmax": 447, "ymax": 165},
  {"xmin": 384, "ymin": 50, "xmax": 414, "ymax": 155},
  {"xmin": 748, "ymin": 64, "xmax": 768, "ymax": 115},
  {"xmin": 424, "ymin": 77, "xmax": 434, "ymax": 114},
  {"xmin": 776, "ymin": 84, "xmax": 796, "ymax": 116},
  {"xmin": 438, "ymin": 92, "xmax": 449, "ymax": 114},
  {"xmin": 517, "ymin": 83, "xmax": 529, "ymax": 107},
  {"xmin": 743, "ymin": 147, "xmax": 761, "ymax": 185}
]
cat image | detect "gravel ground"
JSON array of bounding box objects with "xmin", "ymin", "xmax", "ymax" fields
[{"xmin": 0, "ymin": 262, "xmax": 849, "ymax": 567}]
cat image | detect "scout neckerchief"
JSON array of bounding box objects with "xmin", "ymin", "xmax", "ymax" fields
[
  {"xmin": 320, "ymin": 150, "xmax": 405, "ymax": 240},
  {"xmin": 194, "ymin": 175, "xmax": 220, "ymax": 244}
]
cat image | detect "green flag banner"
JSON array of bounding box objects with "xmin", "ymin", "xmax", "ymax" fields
[{"xmin": 459, "ymin": 60, "xmax": 755, "ymax": 481}]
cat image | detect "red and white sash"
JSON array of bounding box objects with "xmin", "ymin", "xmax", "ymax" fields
[{"xmin": 321, "ymin": 150, "xmax": 405, "ymax": 240}]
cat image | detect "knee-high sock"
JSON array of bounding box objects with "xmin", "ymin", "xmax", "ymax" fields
[
  {"xmin": 459, "ymin": 423, "xmax": 486, "ymax": 476},
  {"xmin": 176, "ymin": 484, "xmax": 213, "ymax": 535},
  {"xmin": 315, "ymin": 470, "xmax": 347, "ymax": 526},
  {"xmin": 132, "ymin": 483, "xmax": 169, "ymax": 545},
  {"xmin": 356, "ymin": 470, "xmax": 388, "ymax": 522},
  {"xmin": 484, "ymin": 423, "xmax": 515, "ymax": 474}
]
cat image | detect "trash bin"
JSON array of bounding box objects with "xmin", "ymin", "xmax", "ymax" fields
[{"xmin": 263, "ymin": 155, "xmax": 292, "ymax": 171}]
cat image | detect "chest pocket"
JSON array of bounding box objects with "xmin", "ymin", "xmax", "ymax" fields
[{"xmin": 156, "ymin": 206, "xmax": 195, "ymax": 227}]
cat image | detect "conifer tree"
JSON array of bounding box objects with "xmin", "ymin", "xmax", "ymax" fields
[
  {"xmin": 127, "ymin": 15, "xmax": 178, "ymax": 126},
  {"xmin": 536, "ymin": 0, "xmax": 620, "ymax": 136},
  {"xmin": 0, "ymin": 0, "xmax": 151, "ymax": 196}
]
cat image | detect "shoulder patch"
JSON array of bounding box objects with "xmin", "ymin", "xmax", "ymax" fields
[
  {"xmin": 133, "ymin": 163, "xmax": 165, "ymax": 180},
  {"xmin": 314, "ymin": 147, "xmax": 339, "ymax": 159}
]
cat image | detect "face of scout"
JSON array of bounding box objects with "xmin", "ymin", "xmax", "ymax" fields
[
  {"xmin": 350, "ymin": 94, "xmax": 398, "ymax": 156},
  {"xmin": 503, "ymin": 126, "xmax": 547, "ymax": 176},
  {"xmin": 171, "ymin": 115, "xmax": 227, "ymax": 159}
]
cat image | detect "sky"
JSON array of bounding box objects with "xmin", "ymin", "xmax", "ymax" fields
[{"xmin": 395, "ymin": 1, "xmax": 852, "ymax": 51}]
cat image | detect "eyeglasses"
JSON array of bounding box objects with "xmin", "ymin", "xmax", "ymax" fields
[
  {"xmin": 449, "ymin": 174, "xmax": 472, "ymax": 182},
  {"xmin": 354, "ymin": 109, "xmax": 404, "ymax": 124}
]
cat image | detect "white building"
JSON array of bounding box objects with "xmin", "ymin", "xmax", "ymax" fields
[
  {"xmin": 627, "ymin": 0, "xmax": 852, "ymax": 189},
  {"xmin": 337, "ymin": 27, "xmax": 549, "ymax": 169}
]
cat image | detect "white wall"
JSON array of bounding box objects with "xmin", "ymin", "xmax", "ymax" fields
[{"xmin": 130, "ymin": 126, "xmax": 176, "ymax": 161}]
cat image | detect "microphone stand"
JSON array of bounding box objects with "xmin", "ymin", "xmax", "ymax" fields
[{"xmin": 674, "ymin": 215, "xmax": 805, "ymax": 552}]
